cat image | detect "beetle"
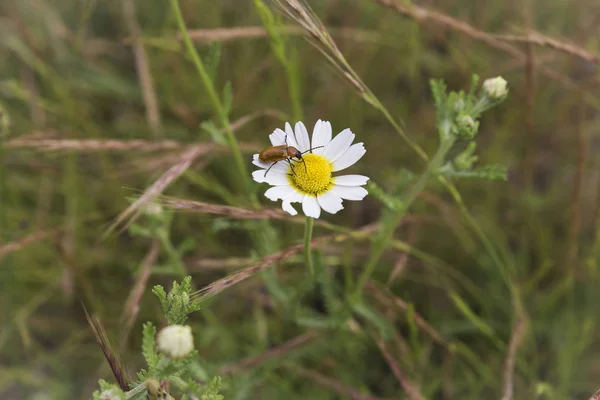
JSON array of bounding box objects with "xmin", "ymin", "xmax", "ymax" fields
[{"xmin": 259, "ymin": 134, "xmax": 323, "ymax": 177}]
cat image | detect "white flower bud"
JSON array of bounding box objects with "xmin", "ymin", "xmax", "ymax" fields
[
  {"xmin": 482, "ymin": 76, "xmax": 508, "ymax": 99},
  {"xmin": 157, "ymin": 325, "xmax": 194, "ymax": 358}
]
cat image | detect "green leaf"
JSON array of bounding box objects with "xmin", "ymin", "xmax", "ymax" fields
[
  {"xmin": 222, "ymin": 81, "xmax": 233, "ymax": 116},
  {"xmin": 182, "ymin": 377, "xmax": 224, "ymax": 400},
  {"xmin": 153, "ymin": 277, "xmax": 201, "ymax": 325},
  {"xmin": 352, "ymin": 302, "xmax": 393, "ymax": 339},
  {"xmin": 448, "ymin": 291, "xmax": 502, "ymax": 347},
  {"xmin": 142, "ymin": 322, "xmax": 159, "ymax": 371},
  {"xmin": 205, "ymin": 43, "xmax": 221, "ymax": 82},
  {"xmin": 201, "ymin": 120, "xmax": 227, "ymax": 145},
  {"xmin": 441, "ymin": 164, "xmax": 507, "ymax": 181},
  {"xmin": 152, "ymin": 285, "xmax": 167, "ymax": 310},
  {"xmin": 254, "ymin": 0, "xmax": 287, "ymax": 63},
  {"xmin": 453, "ymin": 142, "xmax": 478, "ymax": 170},
  {"xmin": 367, "ymin": 181, "xmax": 404, "ymax": 212}
]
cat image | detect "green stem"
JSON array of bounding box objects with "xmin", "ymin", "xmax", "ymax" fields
[
  {"xmin": 169, "ymin": 0, "xmax": 249, "ymax": 194},
  {"xmin": 304, "ymin": 216, "xmax": 315, "ymax": 276},
  {"xmin": 353, "ymin": 138, "xmax": 454, "ymax": 299},
  {"xmin": 374, "ymin": 100, "xmax": 429, "ymax": 162},
  {"xmin": 285, "ymin": 56, "xmax": 303, "ymax": 122}
]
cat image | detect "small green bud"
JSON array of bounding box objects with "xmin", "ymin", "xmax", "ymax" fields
[
  {"xmin": 452, "ymin": 114, "xmax": 479, "ymax": 139},
  {"xmin": 454, "ymin": 142, "xmax": 478, "ymax": 170}
]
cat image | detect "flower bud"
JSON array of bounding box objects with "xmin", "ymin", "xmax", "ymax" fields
[
  {"xmin": 482, "ymin": 76, "xmax": 508, "ymax": 99},
  {"xmin": 157, "ymin": 325, "xmax": 194, "ymax": 358},
  {"xmin": 457, "ymin": 114, "xmax": 475, "ymax": 128}
]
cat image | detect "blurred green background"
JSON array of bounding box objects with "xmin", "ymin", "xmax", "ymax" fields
[{"xmin": 1, "ymin": 0, "xmax": 600, "ymax": 398}]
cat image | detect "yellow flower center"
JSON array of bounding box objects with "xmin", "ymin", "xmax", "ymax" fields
[{"xmin": 288, "ymin": 153, "xmax": 332, "ymax": 196}]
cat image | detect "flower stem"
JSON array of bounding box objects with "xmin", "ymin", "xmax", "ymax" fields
[
  {"xmin": 353, "ymin": 138, "xmax": 455, "ymax": 300},
  {"xmin": 169, "ymin": 0, "xmax": 286, "ymax": 302},
  {"xmin": 168, "ymin": 0, "xmax": 249, "ymax": 192},
  {"xmin": 304, "ymin": 216, "xmax": 315, "ymax": 276}
]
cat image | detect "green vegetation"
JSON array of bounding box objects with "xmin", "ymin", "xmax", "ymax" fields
[{"xmin": 1, "ymin": 0, "xmax": 599, "ymax": 399}]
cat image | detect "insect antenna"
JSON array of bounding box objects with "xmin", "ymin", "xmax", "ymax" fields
[{"xmin": 300, "ymin": 145, "xmax": 324, "ymax": 155}]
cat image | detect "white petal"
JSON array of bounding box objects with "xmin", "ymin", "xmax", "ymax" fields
[
  {"xmin": 282, "ymin": 191, "xmax": 303, "ymax": 216},
  {"xmin": 294, "ymin": 121, "xmax": 310, "ymax": 153},
  {"xmin": 282, "ymin": 201, "xmax": 298, "ymax": 216},
  {"xmin": 311, "ymin": 120, "xmax": 331, "ymax": 155},
  {"xmin": 332, "ymin": 143, "xmax": 366, "ymax": 172},
  {"xmin": 264, "ymin": 186, "xmax": 295, "ymax": 201},
  {"xmin": 323, "ymin": 128, "xmax": 355, "ymax": 163},
  {"xmin": 269, "ymin": 128, "xmax": 286, "ymax": 146},
  {"xmin": 284, "ymin": 123, "xmax": 299, "ymax": 149},
  {"xmin": 334, "ymin": 174, "xmax": 370, "ymax": 186},
  {"xmin": 268, "ymin": 125, "xmax": 299, "ymax": 149},
  {"xmin": 252, "ymin": 154, "xmax": 288, "ymax": 173},
  {"xmin": 302, "ymin": 195, "xmax": 321, "ymax": 218},
  {"xmin": 317, "ymin": 191, "xmax": 344, "ymax": 214},
  {"xmin": 252, "ymin": 170, "xmax": 290, "ymax": 185},
  {"xmin": 330, "ymin": 185, "xmax": 368, "ymax": 201}
]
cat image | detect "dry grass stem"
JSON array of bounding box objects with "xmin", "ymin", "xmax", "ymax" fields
[
  {"xmin": 160, "ymin": 198, "xmax": 291, "ymax": 220},
  {"xmin": 372, "ymin": 0, "xmax": 522, "ymax": 57},
  {"xmin": 386, "ymin": 225, "xmax": 417, "ymax": 285},
  {"xmin": 120, "ymin": 240, "xmax": 161, "ymax": 351},
  {"xmin": 501, "ymin": 318, "xmax": 528, "ymax": 400},
  {"xmin": 191, "ymin": 239, "xmax": 321, "ymax": 302},
  {"xmin": 220, "ymin": 331, "xmax": 319, "ymax": 375},
  {"xmin": 374, "ymin": 335, "xmax": 425, "ymax": 400},
  {"xmin": 495, "ymin": 31, "xmax": 600, "ymax": 65},
  {"xmin": 123, "ymin": 0, "xmax": 161, "ymax": 135},
  {"xmin": 0, "ymin": 229, "xmax": 60, "ymax": 260},
  {"xmin": 83, "ymin": 306, "xmax": 130, "ymax": 391},
  {"xmin": 191, "ymin": 224, "xmax": 377, "ymax": 302},
  {"xmin": 6, "ymin": 138, "xmax": 186, "ymax": 152},
  {"xmin": 105, "ymin": 146, "xmax": 207, "ymax": 236},
  {"xmin": 285, "ymin": 364, "xmax": 382, "ymax": 400},
  {"xmin": 187, "ymin": 256, "xmax": 254, "ymax": 271},
  {"xmin": 370, "ymin": 0, "xmax": 592, "ymax": 92},
  {"xmin": 167, "ymin": 26, "xmax": 382, "ymax": 45},
  {"xmin": 367, "ymin": 282, "xmax": 449, "ymax": 347}
]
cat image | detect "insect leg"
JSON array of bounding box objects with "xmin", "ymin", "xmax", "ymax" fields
[
  {"xmin": 264, "ymin": 160, "xmax": 280, "ymax": 177},
  {"xmin": 285, "ymin": 158, "xmax": 297, "ymax": 176}
]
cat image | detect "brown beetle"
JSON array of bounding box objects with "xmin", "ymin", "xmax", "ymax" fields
[{"xmin": 259, "ymin": 135, "xmax": 323, "ymax": 177}]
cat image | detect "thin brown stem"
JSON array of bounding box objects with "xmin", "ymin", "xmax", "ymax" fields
[
  {"xmin": 501, "ymin": 318, "xmax": 528, "ymax": 400},
  {"xmin": 219, "ymin": 331, "xmax": 319, "ymax": 375},
  {"xmin": 285, "ymin": 364, "xmax": 383, "ymax": 400},
  {"xmin": 373, "ymin": 335, "xmax": 425, "ymax": 400},
  {"xmin": 119, "ymin": 240, "xmax": 161, "ymax": 351},
  {"xmin": 123, "ymin": 0, "xmax": 161, "ymax": 135}
]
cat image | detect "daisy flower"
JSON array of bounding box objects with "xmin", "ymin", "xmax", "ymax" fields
[{"xmin": 252, "ymin": 120, "xmax": 369, "ymax": 218}]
